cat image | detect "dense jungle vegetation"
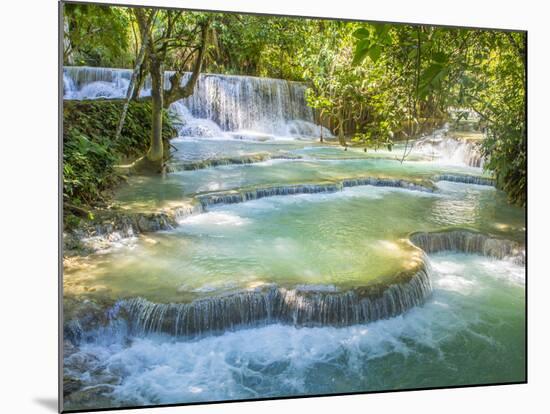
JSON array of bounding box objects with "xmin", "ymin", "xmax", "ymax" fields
[
  {"xmin": 63, "ymin": 3, "xmax": 526, "ymax": 208},
  {"xmin": 63, "ymin": 101, "xmax": 176, "ymax": 219}
]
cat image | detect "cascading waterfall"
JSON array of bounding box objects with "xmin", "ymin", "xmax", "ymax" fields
[
  {"xmin": 62, "ymin": 58, "xmax": 525, "ymax": 409},
  {"xmin": 63, "ymin": 67, "xmax": 133, "ymax": 99},
  {"xmin": 65, "ymin": 228, "xmax": 525, "ymax": 341},
  {"xmin": 70, "ymin": 173, "xmax": 503, "ymax": 255},
  {"xmin": 63, "ymin": 66, "xmax": 333, "ymax": 139},
  {"xmin": 197, "ymin": 183, "xmax": 343, "ymax": 208},
  {"xmin": 177, "ymin": 73, "xmax": 316, "ymax": 137},
  {"xmin": 196, "ymin": 177, "xmax": 434, "ymax": 209},
  {"xmin": 110, "ymin": 264, "xmax": 432, "ymax": 337},
  {"xmin": 433, "ymin": 173, "xmax": 495, "ymax": 186},
  {"xmin": 341, "ymin": 177, "xmax": 434, "ymax": 192},
  {"xmin": 415, "ymin": 134, "xmax": 485, "ymax": 168},
  {"xmin": 168, "ymin": 101, "xmax": 227, "ymax": 138},
  {"xmin": 166, "ymin": 152, "xmax": 302, "ymax": 172},
  {"xmin": 410, "ymin": 229, "xmax": 525, "ymax": 264}
]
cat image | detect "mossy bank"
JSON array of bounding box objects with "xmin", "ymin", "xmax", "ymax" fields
[{"xmin": 63, "ymin": 100, "xmax": 177, "ymax": 227}]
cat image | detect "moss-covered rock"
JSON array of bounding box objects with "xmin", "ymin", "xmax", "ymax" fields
[{"xmin": 63, "ymin": 209, "xmax": 179, "ymax": 256}]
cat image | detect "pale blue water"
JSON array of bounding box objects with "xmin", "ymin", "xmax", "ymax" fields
[
  {"xmin": 65, "ymin": 253, "xmax": 525, "ymax": 407},
  {"xmin": 64, "ymin": 137, "xmax": 525, "ymax": 410}
]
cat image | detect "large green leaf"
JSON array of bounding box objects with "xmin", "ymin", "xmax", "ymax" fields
[
  {"xmin": 352, "ymin": 38, "xmax": 371, "ymax": 65},
  {"xmin": 353, "ymin": 27, "xmax": 370, "ymax": 39},
  {"xmin": 368, "ymin": 45, "xmax": 382, "ymax": 62}
]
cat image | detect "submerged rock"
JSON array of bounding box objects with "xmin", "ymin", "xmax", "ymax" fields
[
  {"xmin": 64, "ymin": 385, "xmax": 116, "ymax": 409},
  {"xmin": 63, "ymin": 205, "xmax": 201, "ymax": 256},
  {"xmin": 63, "ymin": 376, "xmax": 83, "ymax": 396},
  {"xmin": 63, "ymin": 297, "xmax": 116, "ymax": 344}
]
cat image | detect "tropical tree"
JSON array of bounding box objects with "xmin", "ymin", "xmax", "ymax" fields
[
  {"xmin": 352, "ymin": 25, "xmax": 526, "ymax": 204},
  {"xmin": 63, "ymin": 3, "xmax": 131, "ymax": 67},
  {"xmin": 131, "ymin": 9, "xmax": 212, "ymax": 170}
]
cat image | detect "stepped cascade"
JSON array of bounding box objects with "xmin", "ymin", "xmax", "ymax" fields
[
  {"xmin": 114, "ymin": 264, "xmax": 432, "ymax": 337},
  {"xmin": 59, "ymin": 8, "xmax": 527, "ymax": 410},
  {"xmin": 63, "ymin": 68, "xmax": 525, "ymax": 411},
  {"xmin": 410, "ymin": 230, "xmax": 525, "ymax": 264},
  {"xmin": 415, "ymin": 134, "xmax": 485, "ymax": 168},
  {"xmin": 63, "ymin": 66, "xmax": 332, "ymax": 139}
]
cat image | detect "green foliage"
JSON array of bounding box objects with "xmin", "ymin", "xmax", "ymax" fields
[
  {"xmin": 208, "ymin": 15, "xmax": 312, "ymax": 80},
  {"xmin": 352, "ymin": 25, "xmax": 526, "ymax": 205},
  {"xmin": 352, "ymin": 24, "xmax": 392, "ymax": 65},
  {"xmin": 63, "ymin": 101, "xmax": 176, "ymax": 209},
  {"xmin": 467, "ymin": 33, "xmax": 526, "ymax": 206},
  {"xmin": 63, "ymin": 3, "xmax": 526, "ymax": 206},
  {"xmin": 303, "ymin": 22, "xmax": 416, "ymax": 147},
  {"xmin": 64, "ymin": 4, "xmax": 132, "ymax": 67}
]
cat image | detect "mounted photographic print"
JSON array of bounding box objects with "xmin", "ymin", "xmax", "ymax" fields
[{"xmin": 60, "ymin": 1, "xmax": 527, "ymax": 412}]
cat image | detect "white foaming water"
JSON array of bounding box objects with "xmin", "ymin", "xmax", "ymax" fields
[
  {"xmin": 209, "ymin": 186, "xmax": 439, "ymax": 214},
  {"xmin": 284, "ymin": 119, "xmax": 333, "ymax": 140},
  {"xmin": 414, "ymin": 135, "xmax": 485, "ymax": 168},
  {"xmin": 178, "ymin": 211, "xmax": 250, "ymax": 227},
  {"xmin": 169, "ymin": 101, "xmax": 228, "ymax": 139},
  {"xmin": 252, "ymin": 158, "xmax": 304, "ymax": 167},
  {"xmin": 80, "ymin": 232, "xmax": 138, "ymax": 255},
  {"xmin": 73, "ymin": 317, "xmax": 437, "ymax": 404},
  {"xmin": 432, "ymin": 258, "xmax": 478, "ymax": 294},
  {"xmin": 63, "ymin": 66, "xmax": 333, "ymax": 141},
  {"xmin": 478, "ymin": 258, "xmax": 526, "ymax": 286},
  {"xmin": 435, "ymin": 180, "xmax": 495, "ymax": 193},
  {"xmin": 66, "ymin": 253, "xmax": 524, "ymax": 406}
]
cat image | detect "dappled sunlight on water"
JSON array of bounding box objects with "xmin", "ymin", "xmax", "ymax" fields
[{"xmin": 63, "ymin": 67, "xmax": 525, "ymax": 410}]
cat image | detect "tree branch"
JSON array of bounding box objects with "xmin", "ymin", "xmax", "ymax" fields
[
  {"xmin": 164, "ymin": 19, "xmax": 211, "ymax": 107},
  {"xmin": 115, "ymin": 9, "xmax": 157, "ymax": 141}
]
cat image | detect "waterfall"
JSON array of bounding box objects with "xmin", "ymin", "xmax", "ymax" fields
[
  {"xmin": 177, "ymin": 72, "xmax": 314, "ymax": 136},
  {"xmin": 111, "ymin": 265, "xmax": 432, "ymax": 337},
  {"xmin": 197, "ymin": 183, "xmax": 342, "ymax": 208},
  {"xmin": 63, "ymin": 67, "xmax": 132, "ymax": 99},
  {"xmin": 65, "ymin": 228, "xmax": 525, "ymax": 341},
  {"xmin": 166, "ymin": 152, "xmax": 302, "ymax": 172},
  {"xmin": 415, "ymin": 134, "xmax": 485, "ymax": 168},
  {"xmin": 168, "ymin": 101, "xmax": 227, "ymax": 138},
  {"xmin": 196, "ymin": 177, "xmax": 433, "ymax": 209},
  {"xmin": 434, "ymin": 173, "xmax": 495, "ymax": 187},
  {"xmin": 168, "ymin": 152, "xmax": 278, "ymax": 172},
  {"xmin": 410, "ymin": 230, "xmax": 524, "ymax": 264},
  {"xmin": 62, "ymin": 66, "xmax": 332, "ymax": 139},
  {"xmin": 341, "ymin": 177, "xmax": 434, "ymax": 192}
]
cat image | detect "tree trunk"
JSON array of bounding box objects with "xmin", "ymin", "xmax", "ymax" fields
[
  {"xmin": 319, "ymin": 112, "xmax": 324, "ymax": 143},
  {"xmin": 131, "ymin": 66, "xmax": 146, "ymax": 100},
  {"xmin": 338, "ymin": 128, "xmax": 346, "ymax": 146},
  {"xmin": 337, "ymin": 108, "xmax": 346, "ymax": 146},
  {"xmin": 147, "ymin": 57, "xmax": 164, "ymax": 164},
  {"xmin": 115, "ymin": 10, "xmax": 156, "ymax": 141},
  {"xmin": 133, "ymin": 16, "xmax": 211, "ymax": 174}
]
